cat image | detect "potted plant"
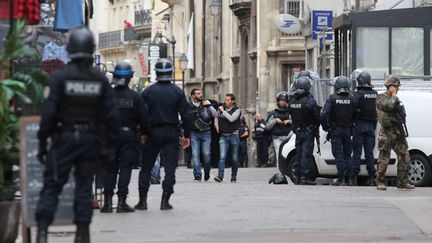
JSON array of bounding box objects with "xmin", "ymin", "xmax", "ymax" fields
[{"xmin": 0, "ymin": 20, "xmax": 47, "ymax": 243}]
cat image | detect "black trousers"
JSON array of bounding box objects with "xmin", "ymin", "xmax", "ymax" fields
[
  {"xmin": 256, "ymin": 137, "xmax": 269, "ymax": 166},
  {"xmin": 239, "ymin": 138, "xmax": 248, "ymax": 167},
  {"xmin": 138, "ymin": 126, "xmax": 180, "ymax": 195},
  {"xmin": 36, "ymin": 132, "xmax": 98, "ymax": 225},
  {"xmin": 103, "ymin": 130, "xmax": 137, "ymax": 196}
]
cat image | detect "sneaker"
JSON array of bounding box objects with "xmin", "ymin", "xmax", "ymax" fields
[
  {"xmin": 194, "ymin": 176, "xmax": 202, "ymax": 182},
  {"xmin": 397, "ymin": 183, "xmax": 415, "ymax": 189},
  {"xmin": 230, "ymin": 176, "xmax": 237, "ymax": 183},
  {"xmin": 376, "ymin": 184, "xmax": 387, "ymax": 190},
  {"xmin": 214, "ymin": 175, "xmax": 223, "ymax": 182},
  {"xmin": 204, "ymin": 172, "xmax": 210, "ymax": 182}
]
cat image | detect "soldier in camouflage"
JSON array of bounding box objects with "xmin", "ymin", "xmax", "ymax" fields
[{"xmin": 376, "ymin": 76, "xmax": 415, "ymax": 190}]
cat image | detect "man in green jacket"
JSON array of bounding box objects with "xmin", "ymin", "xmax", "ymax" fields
[{"xmin": 376, "ymin": 76, "xmax": 414, "ymax": 190}]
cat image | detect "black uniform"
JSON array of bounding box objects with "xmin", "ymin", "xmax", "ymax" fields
[
  {"xmin": 238, "ymin": 121, "xmax": 249, "ymax": 167},
  {"xmin": 103, "ymin": 86, "xmax": 148, "ymax": 199},
  {"xmin": 288, "ymin": 93, "xmax": 320, "ymax": 183},
  {"xmin": 138, "ymin": 82, "xmax": 191, "ymax": 198},
  {"xmin": 254, "ymin": 119, "xmax": 269, "ymax": 167},
  {"xmin": 36, "ymin": 61, "xmax": 120, "ymax": 226}
]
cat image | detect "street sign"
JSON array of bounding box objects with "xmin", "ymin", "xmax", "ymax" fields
[
  {"xmin": 148, "ymin": 44, "xmax": 160, "ymax": 82},
  {"xmin": 274, "ymin": 14, "xmax": 301, "ymax": 35},
  {"xmin": 312, "ymin": 10, "xmax": 333, "ymax": 40}
]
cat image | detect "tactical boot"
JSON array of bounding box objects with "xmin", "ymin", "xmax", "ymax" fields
[
  {"xmin": 36, "ymin": 221, "xmax": 49, "ymax": 243},
  {"xmin": 100, "ymin": 194, "xmax": 113, "ymax": 213},
  {"xmin": 230, "ymin": 176, "xmax": 237, "ymax": 183},
  {"xmin": 331, "ymin": 178, "xmax": 346, "ymax": 186},
  {"xmin": 302, "ymin": 177, "xmax": 316, "ymax": 186},
  {"xmin": 346, "ymin": 177, "xmax": 355, "ymax": 186},
  {"xmin": 368, "ymin": 175, "xmax": 376, "ymax": 186},
  {"xmin": 397, "ymin": 183, "xmax": 415, "ymax": 190},
  {"xmin": 160, "ymin": 191, "xmax": 173, "ymax": 210},
  {"xmin": 214, "ymin": 174, "xmax": 223, "ymax": 182},
  {"xmin": 117, "ymin": 195, "xmax": 135, "ymax": 213},
  {"xmin": 74, "ymin": 223, "xmax": 90, "ymax": 243},
  {"xmin": 134, "ymin": 195, "xmax": 147, "ymax": 210},
  {"xmin": 204, "ymin": 171, "xmax": 210, "ymax": 181},
  {"xmin": 295, "ymin": 175, "xmax": 302, "ymax": 185},
  {"xmin": 376, "ymin": 183, "xmax": 387, "ymax": 190}
]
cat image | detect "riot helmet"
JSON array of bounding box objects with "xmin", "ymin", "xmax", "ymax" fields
[
  {"xmin": 384, "ymin": 76, "xmax": 401, "ymax": 88},
  {"xmin": 351, "ymin": 69, "xmax": 372, "ymax": 87},
  {"xmin": 294, "ymin": 76, "xmax": 312, "ymax": 95},
  {"xmin": 276, "ymin": 91, "xmax": 289, "ymax": 102},
  {"xmin": 334, "ymin": 76, "xmax": 350, "ymax": 95},
  {"xmin": 298, "ymin": 70, "xmax": 312, "ymax": 79},
  {"xmin": 112, "ymin": 61, "xmax": 133, "ymax": 86},
  {"xmin": 268, "ymin": 173, "xmax": 288, "ymax": 184},
  {"xmin": 155, "ymin": 58, "xmax": 173, "ymax": 81},
  {"xmin": 66, "ymin": 27, "xmax": 95, "ymax": 60}
]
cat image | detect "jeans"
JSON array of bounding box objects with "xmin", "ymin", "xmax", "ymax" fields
[
  {"xmin": 191, "ymin": 130, "xmax": 212, "ymax": 178},
  {"xmin": 151, "ymin": 152, "xmax": 161, "ymax": 181},
  {"xmin": 218, "ymin": 134, "xmax": 240, "ymax": 177},
  {"xmin": 330, "ymin": 126, "xmax": 353, "ymax": 178}
]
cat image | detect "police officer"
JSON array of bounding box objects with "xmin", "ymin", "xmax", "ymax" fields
[
  {"xmin": 320, "ymin": 76, "xmax": 356, "ymax": 186},
  {"xmin": 253, "ymin": 113, "xmax": 270, "ymax": 167},
  {"xmin": 189, "ymin": 88, "xmax": 217, "ymax": 181},
  {"xmin": 135, "ymin": 58, "xmax": 191, "ymax": 210},
  {"xmin": 351, "ymin": 70, "xmax": 378, "ymax": 186},
  {"xmin": 36, "ymin": 27, "xmax": 121, "ymax": 243},
  {"xmin": 238, "ymin": 116, "xmax": 250, "ymax": 168},
  {"xmin": 100, "ymin": 61, "xmax": 148, "ymax": 213},
  {"xmin": 265, "ymin": 91, "xmax": 292, "ymax": 168},
  {"xmin": 376, "ymin": 76, "xmax": 414, "ymax": 190},
  {"xmin": 288, "ymin": 77, "xmax": 320, "ymax": 185}
]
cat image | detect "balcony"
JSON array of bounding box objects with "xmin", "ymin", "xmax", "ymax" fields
[
  {"xmin": 134, "ymin": 9, "xmax": 152, "ymax": 38},
  {"xmin": 230, "ymin": 0, "xmax": 251, "ymax": 22},
  {"xmin": 98, "ymin": 28, "xmax": 144, "ymax": 50}
]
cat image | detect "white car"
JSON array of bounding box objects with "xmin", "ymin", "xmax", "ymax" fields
[{"xmin": 279, "ymin": 87, "xmax": 432, "ymax": 186}]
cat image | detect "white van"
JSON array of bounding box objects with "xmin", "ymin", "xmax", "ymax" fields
[{"xmin": 279, "ymin": 81, "xmax": 432, "ymax": 186}]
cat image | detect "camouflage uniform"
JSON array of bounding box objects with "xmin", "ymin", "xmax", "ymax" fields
[{"xmin": 376, "ymin": 92, "xmax": 410, "ymax": 187}]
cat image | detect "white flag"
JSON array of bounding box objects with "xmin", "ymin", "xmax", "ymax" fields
[{"xmin": 187, "ymin": 13, "xmax": 194, "ymax": 70}]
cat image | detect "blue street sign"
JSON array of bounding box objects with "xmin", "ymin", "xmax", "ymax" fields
[{"xmin": 312, "ymin": 10, "xmax": 333, "ymax": 40}]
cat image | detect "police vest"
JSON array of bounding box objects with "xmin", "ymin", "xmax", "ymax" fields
[
  {"xmin": 331, "ymin": 94, "xmax": 355, "ymax": 126},
  {"xmin": 218, "ymin": 106, "xmax": 241, "ymax": 134},
  {"xmin": 269, "ymin": 108, "xmax": 291, "ymax": 136},
  {"xmin": 289, "ymin": 96, "xmax": 315, "ymax": 129},
  {"xmin": 114, "ymin": 87, "xmax": 139, "ymax": 130},
  {"xmin": 59, "ymin": 65, "xmax": 104, "ymax": 128},
  {"xmin": 356, "ymin": 89, "xmax": 378, "ymax": 120},
  {"xmin": 190, "ymin": 103, "xmax": 213, "ymax": 131}
]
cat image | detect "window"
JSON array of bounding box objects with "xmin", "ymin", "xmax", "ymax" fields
[
  {"xmin": 392, "ymin": 28, "xmax": 423, "ymax": 76},
  {"xmin": 356, "ymin": 27, "xmax": 389, "ymax": 79},
  {"xmin": 283, "ymin": 0, "xmax": 303, "ymax": 18}
]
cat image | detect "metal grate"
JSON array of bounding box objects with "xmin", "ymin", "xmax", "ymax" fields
[{"xmin": 283, "ymin": 0, "xmax": 302, "ymax": 18}]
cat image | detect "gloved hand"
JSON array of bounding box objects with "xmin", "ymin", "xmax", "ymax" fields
[
  {"xmin": 37, "ymin": 143, "xmax": 47, "ymax": 164},
  {"xmin": 202, "ymin": 100, "xmax": 211, "ymax": 106}
]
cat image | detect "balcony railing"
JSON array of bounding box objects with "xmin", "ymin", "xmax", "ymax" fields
[
  {"xmin": 98, "ymin": 28, "xmax": 144, "ymax": 49},
  {"xmin": 135, "ymin": 9, "xmax": 152, "ymax": 26}
]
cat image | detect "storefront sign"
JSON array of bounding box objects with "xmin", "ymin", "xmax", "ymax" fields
[{"xmin": 274, "ymin": 14, "xmax": 301, "ymax": 35}]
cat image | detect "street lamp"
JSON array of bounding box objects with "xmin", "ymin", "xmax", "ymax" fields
[
  {"xmin": 179, "ymin": 53, "xmax": 188, "ymax": 92},
  {"xmin": 153, "ymin": 31, "xmax": 176, "ymax": 78},
  {"xmin": 210, "ymin": 0, "xmax": 221, "ymax": 16}
]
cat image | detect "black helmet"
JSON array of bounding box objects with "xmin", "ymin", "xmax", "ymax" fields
[
  {"xmin": 357, "ymin": 71, "xmax": 372, "ymax": 87},
  {"xmin": 298, "ymin": 70, "xmax": 312, "ymax": 79},
  {"xmin": 155, "ymin": 58, "xmax": 173, "ymax": 81},
  {"xmin": 112, "ymin": 61, "xmax": 133, "ymax": 86},
  {"xmin": 334, "ymin": 76, "xmax": 350, "ymax": 94},
  {"xmin": 66, "ymin": 27, "xmax": 95, "ymax": 60},
  {"xmin": 276, "ymin": 91, "xmax": 289, "ymax": 101},
  {"xmin": 268, "ymin": 173, "xmax": 288, "ymax": 184},
  {"xmin": 294, "ymin": 76, "xmax": 312, "ymax": 95}
]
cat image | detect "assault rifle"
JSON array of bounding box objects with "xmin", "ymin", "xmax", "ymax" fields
[{"xmin": 393, "ymin": 103, "xmax": 409, "ymax": 137}]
